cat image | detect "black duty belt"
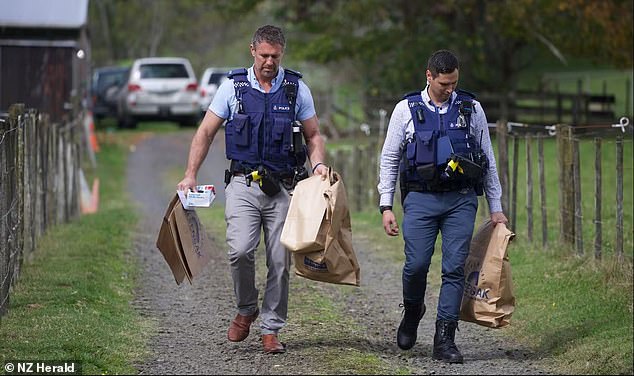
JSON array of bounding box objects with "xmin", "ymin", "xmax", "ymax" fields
[
  {"xmin": 229, "ymin": 160, "xmax": 295, "ymax": 179},
  {"xmin": 404, "ymin": 181, "xmax": 473, "ymax": 193}
]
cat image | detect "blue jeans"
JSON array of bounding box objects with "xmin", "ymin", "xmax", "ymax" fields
[{"xmin": 401, "ymin": 189, "xmax": 478, "ymax": 321}]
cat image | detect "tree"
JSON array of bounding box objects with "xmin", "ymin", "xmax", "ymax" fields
[
  {"xmin": 88, "ymin": 0, "xmax": 633, "ymax": 126},
  {"xmin": 270, "ymin": 0, "xmax": 633, "ymax": 121}
]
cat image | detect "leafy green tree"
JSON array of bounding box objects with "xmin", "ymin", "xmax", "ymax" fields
[
  {"xmin": 88, "ymin": 0, "xmax": 258, "ymax": 73},
  {"xmin": 268, "ymin": 0, "xmax": 632, "ymax": 121}
]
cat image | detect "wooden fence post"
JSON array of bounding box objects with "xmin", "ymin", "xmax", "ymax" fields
[
  {"xmin": 353, "ymin": 145, "xmax": 363, "ymax": 212},
  {"xmin": 35, "ymin": 112, "xmax": 45, "ymax": 238},
  {"xmin": 615, "ymin": 136, "xmax": 624, "ymax": 261},
  {"xmin": 14, "ymin": 106, "xmax": 26, "ymax": 283},
  {"xmin": 56, "ymin": 126, "xmax": 65, "ymax": 223},
  {"xmin": 526, "ymin": 134, "xmax": 534, "ymax": 243},
  {"xmin": 366, "ymin": 141, "xmax": 378, "ymax": 208},
  {"xmin": 22, "ymin": 111, "xmax": 35, "ymax": 261},
  {"xmin": 0, "ymin": 112, "xmax": 11, "ymax": 317},
  {"xmin": 594, "ymin": 138, "xmax": 602, "ymax": 260},
  {"xmin": 511, "ymin": 134, "xmax": 519, "ymax": 232},
  {"xmin": 496, "ymin": 120, "xmax": 509, "ymax": 214},
  {"xmin": 572, "ymin": 137, "xmax": 584, "ymax": 256},
  {"xmin": 538, "ymin": 135, "xmax": 548, "ymax": 248},
  {"xmin": 48, "ymin": 119, "xmax": 58, "ymax": 227},
  {"xmin": 70, "ymin": 121, "xmax": 80, "ymax": 220},
  {"xmin": 556, "ymin": 124, "xmax": 575, "ymax": 246}
]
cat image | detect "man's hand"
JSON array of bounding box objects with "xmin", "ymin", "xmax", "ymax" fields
[
  {"xmin": 177, "ymin": 176, "xmax": 197, "ymax": 193},
  {"xmin": 382, "ymin": 210, "xmax": 400, "ymax": 236},
  {"xmin": 313, "ymin": 163, "xmax": 328, "ymax": 178},
  {"xmin": 490, "ymin": 211, "xmax": 508, "ymax": 224}
]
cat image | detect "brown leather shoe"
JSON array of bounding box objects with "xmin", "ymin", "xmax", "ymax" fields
[
  {"xmin": 227, "ymin": 309, "xmax": 259, "ymax": 342},
  {"xmin": 262, "ymin": 334, "xmax": 286, "ymax": 354}
]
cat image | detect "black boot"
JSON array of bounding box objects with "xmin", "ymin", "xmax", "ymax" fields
[
  {"xmin": 432, "ymin": 319, "xmax": 464, "ymax": 363},
  {"xmin": 396, "ymin": 302, "xmax": 426, "ymax": 350}
]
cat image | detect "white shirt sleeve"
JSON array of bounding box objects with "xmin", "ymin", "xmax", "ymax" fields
[
  {"xmin": 472, "ymin": 100, "xmax": 503, "ymax": 213},
  {"xmin": 377, "ymin": 99, "xmax": 411, "ymax": 207}
]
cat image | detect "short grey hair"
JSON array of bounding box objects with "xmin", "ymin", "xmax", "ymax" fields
[{"xmin": 252, "ymin": 25, "xmax": 286, "ymax": 50}]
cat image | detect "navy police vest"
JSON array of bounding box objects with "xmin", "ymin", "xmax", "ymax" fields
[
  {"xmin": 400, "ymin": 89, "xmax": 487, "ymax": 192},
  {"xmin": 225, "ymin": 68, "xmax": 306, "ymax": 174}
]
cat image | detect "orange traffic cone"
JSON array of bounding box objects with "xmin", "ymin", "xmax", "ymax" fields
[
  {"xmin": 88, "ymin": 112, "xmax": 100, "ymax": 152},
  {"xmin": 79, "ymin": 168, "xmax": 100, "ymax": 214}
]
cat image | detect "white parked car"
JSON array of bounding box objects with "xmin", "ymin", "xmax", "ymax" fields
[
  {"xmin": 116, "ymin": 57, "xmax": 199, "ymax": 128},
  {"xmin": 198, "ymin": 67, "xmax": 233, "ymax": 114}
]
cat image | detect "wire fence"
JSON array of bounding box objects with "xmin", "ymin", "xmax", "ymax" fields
[
  {"xmin": 326, "ymin": 119, "xmax": 632, "ymax": 262},
  {"xmin": 495, "ymin": 122, "xmax": 631, "ymax": 261},
  {"xmin": 0, "ymin": 104, "xmax": 82, "ymax": 318}
]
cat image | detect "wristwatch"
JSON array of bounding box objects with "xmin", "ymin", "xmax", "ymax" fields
[{"xmin": 379, "ymin": 205, "xmax": 392, "ymax": 214}]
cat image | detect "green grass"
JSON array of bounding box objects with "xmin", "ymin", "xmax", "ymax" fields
[
  {"xmin": 0, "ymin": 137, "xmax": 153, "ymax": 375},
  {"xmin": 507, "ymin": 242, "xmax": 633, "ymax": 375}
]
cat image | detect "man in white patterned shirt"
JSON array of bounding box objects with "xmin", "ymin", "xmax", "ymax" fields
[{"xmin": 377, "ymin": 50, "xmax": 507, "ymax": 363}]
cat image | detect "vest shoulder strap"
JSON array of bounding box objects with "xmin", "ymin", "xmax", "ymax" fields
[
  {"xmin": 282, "ymin": 69, "xmax": 301, "ymax": 119},
  {"xmin": 456, "ymin": 89, "xmax": 476, "ymax": 100},
  {"xmin": 228, "ymin": 68, "xmax": 248, "ymax": 80},
  {"xmin": 402, "ymin": 90, "xmax": 422, "ymax": 100},
  {"xmin": 404, "ymin": 92, "xmax": 426, "ymax": 128},
  {"xmin": 283, "ymin": 68, "xmax": 303, "ymax": 79}
]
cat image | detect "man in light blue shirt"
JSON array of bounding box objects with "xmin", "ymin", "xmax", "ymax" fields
[
  {"xmin": 178, "ymin": 25, "xmax": 327, "ymax": 354},
  {"xmin": 210, "ymin": 65, "xmax": 316, "ymax": 123}
]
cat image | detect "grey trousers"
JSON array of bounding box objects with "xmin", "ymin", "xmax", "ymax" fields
[{"xmin": 225, "ymin": 175, "xmax": 291, "ymax": 335}]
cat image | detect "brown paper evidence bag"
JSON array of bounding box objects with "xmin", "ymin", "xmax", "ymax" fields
[
  {"xmin": 460, "ymin": 219, "xmax": 516, "ymax": 328},
  {"xmin": 280, "ymin": 169, "xmax": 361, "ymax": 287}
]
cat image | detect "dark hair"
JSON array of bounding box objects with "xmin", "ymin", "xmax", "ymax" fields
[
  {"xmin": 427, "ymin": 50, "xmax": 459, "ymax": 77},
  {"xmin": 252, "ymin": 25, "xmax": 286, "ymax": 50}
]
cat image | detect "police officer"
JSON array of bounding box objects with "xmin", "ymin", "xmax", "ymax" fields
[
  {"xmin": 377, "ymin": 50, "xmax": 507, "ymax": 363},
  {"xmin": 177, "ymin": 25, "xmax": 327, "ymax": 354}
]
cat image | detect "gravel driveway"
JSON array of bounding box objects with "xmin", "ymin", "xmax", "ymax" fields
[{"xmin": 127, "ymin": 131, "xmax": 551, "ymax": 375}]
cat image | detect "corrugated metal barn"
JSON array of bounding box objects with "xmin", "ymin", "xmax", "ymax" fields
[{"xmin": 0, "ymin": 0, "xmax": 90, "ymax": 121}]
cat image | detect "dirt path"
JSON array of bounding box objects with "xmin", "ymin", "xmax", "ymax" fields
[{"xmin": 127, "ymin": 131, "xmax": 551, "ymax": 375}]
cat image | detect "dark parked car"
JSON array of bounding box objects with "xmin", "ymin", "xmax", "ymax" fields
[{"xmin": 91, "ymin": 66, "xmax": 129, "ymax": 120}]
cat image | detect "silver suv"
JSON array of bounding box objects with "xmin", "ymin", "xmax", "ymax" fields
[
  {"xmin": 198, "ymin": 67, "xmax": 233, "ymax": 115},
  {"xmin": 116, "ymin": 57, "xmax": 199, "ymax": 128}
]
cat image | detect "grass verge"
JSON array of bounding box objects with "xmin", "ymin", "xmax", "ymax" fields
[
  {"xmin": 0, "ymin": 136, "xmax": 153, "ymax": 375},
  {"xmin": 506, "ymin": 242, "xmax": 633, "ymax": 375}
]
